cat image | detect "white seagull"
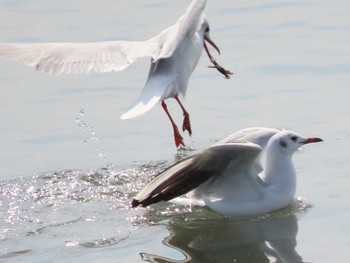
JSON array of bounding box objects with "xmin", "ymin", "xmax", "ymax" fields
[
  {"xmin": 132, "ymin": 127, "xmax": 323, "ymax": 217},
  {"xmin": 0, "ymin": 0, "xmax": 232, "ymax": 147}
]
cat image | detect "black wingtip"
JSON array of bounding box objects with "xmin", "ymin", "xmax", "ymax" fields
[{"xmin": 131, "ymin": 199, "xmax": 140, "ymax": 208}]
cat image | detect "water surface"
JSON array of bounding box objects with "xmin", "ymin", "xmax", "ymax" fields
[{"xmin": 0, "ymin": 0, "xmax": 349, "ymax": 262}]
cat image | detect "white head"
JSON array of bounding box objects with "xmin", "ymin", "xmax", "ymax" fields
[{"xmin": 268, "ymin": 130, "xmax": 323, "ymax": 156}]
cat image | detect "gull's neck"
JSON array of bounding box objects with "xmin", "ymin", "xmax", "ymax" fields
[{"xmin": 261, "ymin": 144, "xmax": 297, "ymax": 201}]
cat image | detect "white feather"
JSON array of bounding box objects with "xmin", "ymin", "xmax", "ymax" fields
[{"xmin": 0, "ymin": 0, "xmax": 209, "ymax": 121}]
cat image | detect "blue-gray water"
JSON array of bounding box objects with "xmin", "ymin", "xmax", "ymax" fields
[{"xmin": 0, "ymin": 0, "xmax": 349, "ymax": 262}]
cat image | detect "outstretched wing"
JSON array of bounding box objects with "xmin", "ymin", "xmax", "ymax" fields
[
  {"xmin": 0, "ymin": 38, "xmax": 166, "ymax": 75},
  {"xmin": 0, "ymin": 0, "xmax": 206, "ymax": 75},
  {"xmin": 132, "ymin": 142, "xmax": 262, "ymax": 208}
]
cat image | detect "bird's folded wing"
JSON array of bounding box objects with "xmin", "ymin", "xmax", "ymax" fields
[
  {"xmin": 132, "ymin": 142, "xmax": 262, "ymax": 207},
  {"xmin": 218, "ymin": 127, "xmax": 280, "ymax": 146},
  {"xmin": 0, "ymin": 40, "xmax": 163, "ymax": 75},
  {"xmin": 217, "ymin": 127, "xmax": 279, "ymax": 173}
]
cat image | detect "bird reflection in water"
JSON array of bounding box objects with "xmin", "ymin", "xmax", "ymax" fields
[{"xmin": 139, "ymin": 205, "xmax": 309, "ymax": 263}]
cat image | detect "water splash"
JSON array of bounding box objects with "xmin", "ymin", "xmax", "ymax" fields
[
  {"xmin": 75, "ymin": 107, "xmax": 112, "ymax": 170},
  {"xmin": 0, "ymin": 160, "xmax": 314, "ymax": 259},
  {"xmin": 0, "ymin": 166, "xmax": 157, "ymax": 256}
]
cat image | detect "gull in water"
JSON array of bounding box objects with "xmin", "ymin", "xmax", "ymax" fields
[
  {"xmin": 0, "ymin": 0, "xmax": 232, "ymax": 147},
  {"xmin": 132, "ymin": 127, "xmax": 323, "ymax": 217}
]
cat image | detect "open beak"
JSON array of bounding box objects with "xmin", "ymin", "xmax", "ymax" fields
[
  {"xmin": 204, "ymin": 35, "xmax": 220, "ymax": 61},
  {"xmin": 204, "ymin": 35, "xmax": 220, "ymax": 55},
  {"xmin": 302, "ymin": 137, "xmax": 323, "ymax": 145}
]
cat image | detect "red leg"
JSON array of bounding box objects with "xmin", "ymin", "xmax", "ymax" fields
[
  {"xmin": 162, "ymin": 101, "xmax": 184, "ymax": 147},
  {"xmin": 175, "ymin": 95, "xmax": 192, "ymax": 136}
]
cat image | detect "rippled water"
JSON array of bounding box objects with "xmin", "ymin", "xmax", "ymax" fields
[
  {"xmin": 0, "ymin": 165, "xmax": 312, "ymax": 262},
  {"xmin": 1, "ymin": 168, "xmax": 149, "ymax": 253},
  {"xmin": 0, "ymin": 0, "xmax": 349, "ymax": 262}
]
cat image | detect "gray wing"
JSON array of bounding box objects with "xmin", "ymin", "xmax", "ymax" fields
[
  {"xmin": 132, "ymin": 142, "xmax": 262, "ymax": 208},
  {"xmin": 217, "ymin": 127, "xmax": 280, "ymax": 173}
]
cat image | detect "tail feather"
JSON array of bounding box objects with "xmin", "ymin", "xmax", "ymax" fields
[
  {"xmin": 120, "ymin": 94, "xmax": 160, "ymax": 120},
  {"xmin": 121, "ymin": 61, "xmax": 173, "ymax": 120}
]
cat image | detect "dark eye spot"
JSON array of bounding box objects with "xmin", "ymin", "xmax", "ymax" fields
[
  {"xmin": 280, "ymin": 139, "xmax": 287, "ymax": 148},
  {"xmin": 291, "ymin": 136, "xmax": 297, "ymax": 142}
]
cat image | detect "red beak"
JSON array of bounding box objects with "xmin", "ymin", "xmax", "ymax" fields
[
  {"xmin": 302, "ymin": 137, "xmax": 323, "ymax": 144},
  {"xmin": 204, "ymin": 35, "xmax": 220, "ymax": 62},
  {"xmin": 204, "ymin": 35, "xmax": 220, "ymax": 55}
]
